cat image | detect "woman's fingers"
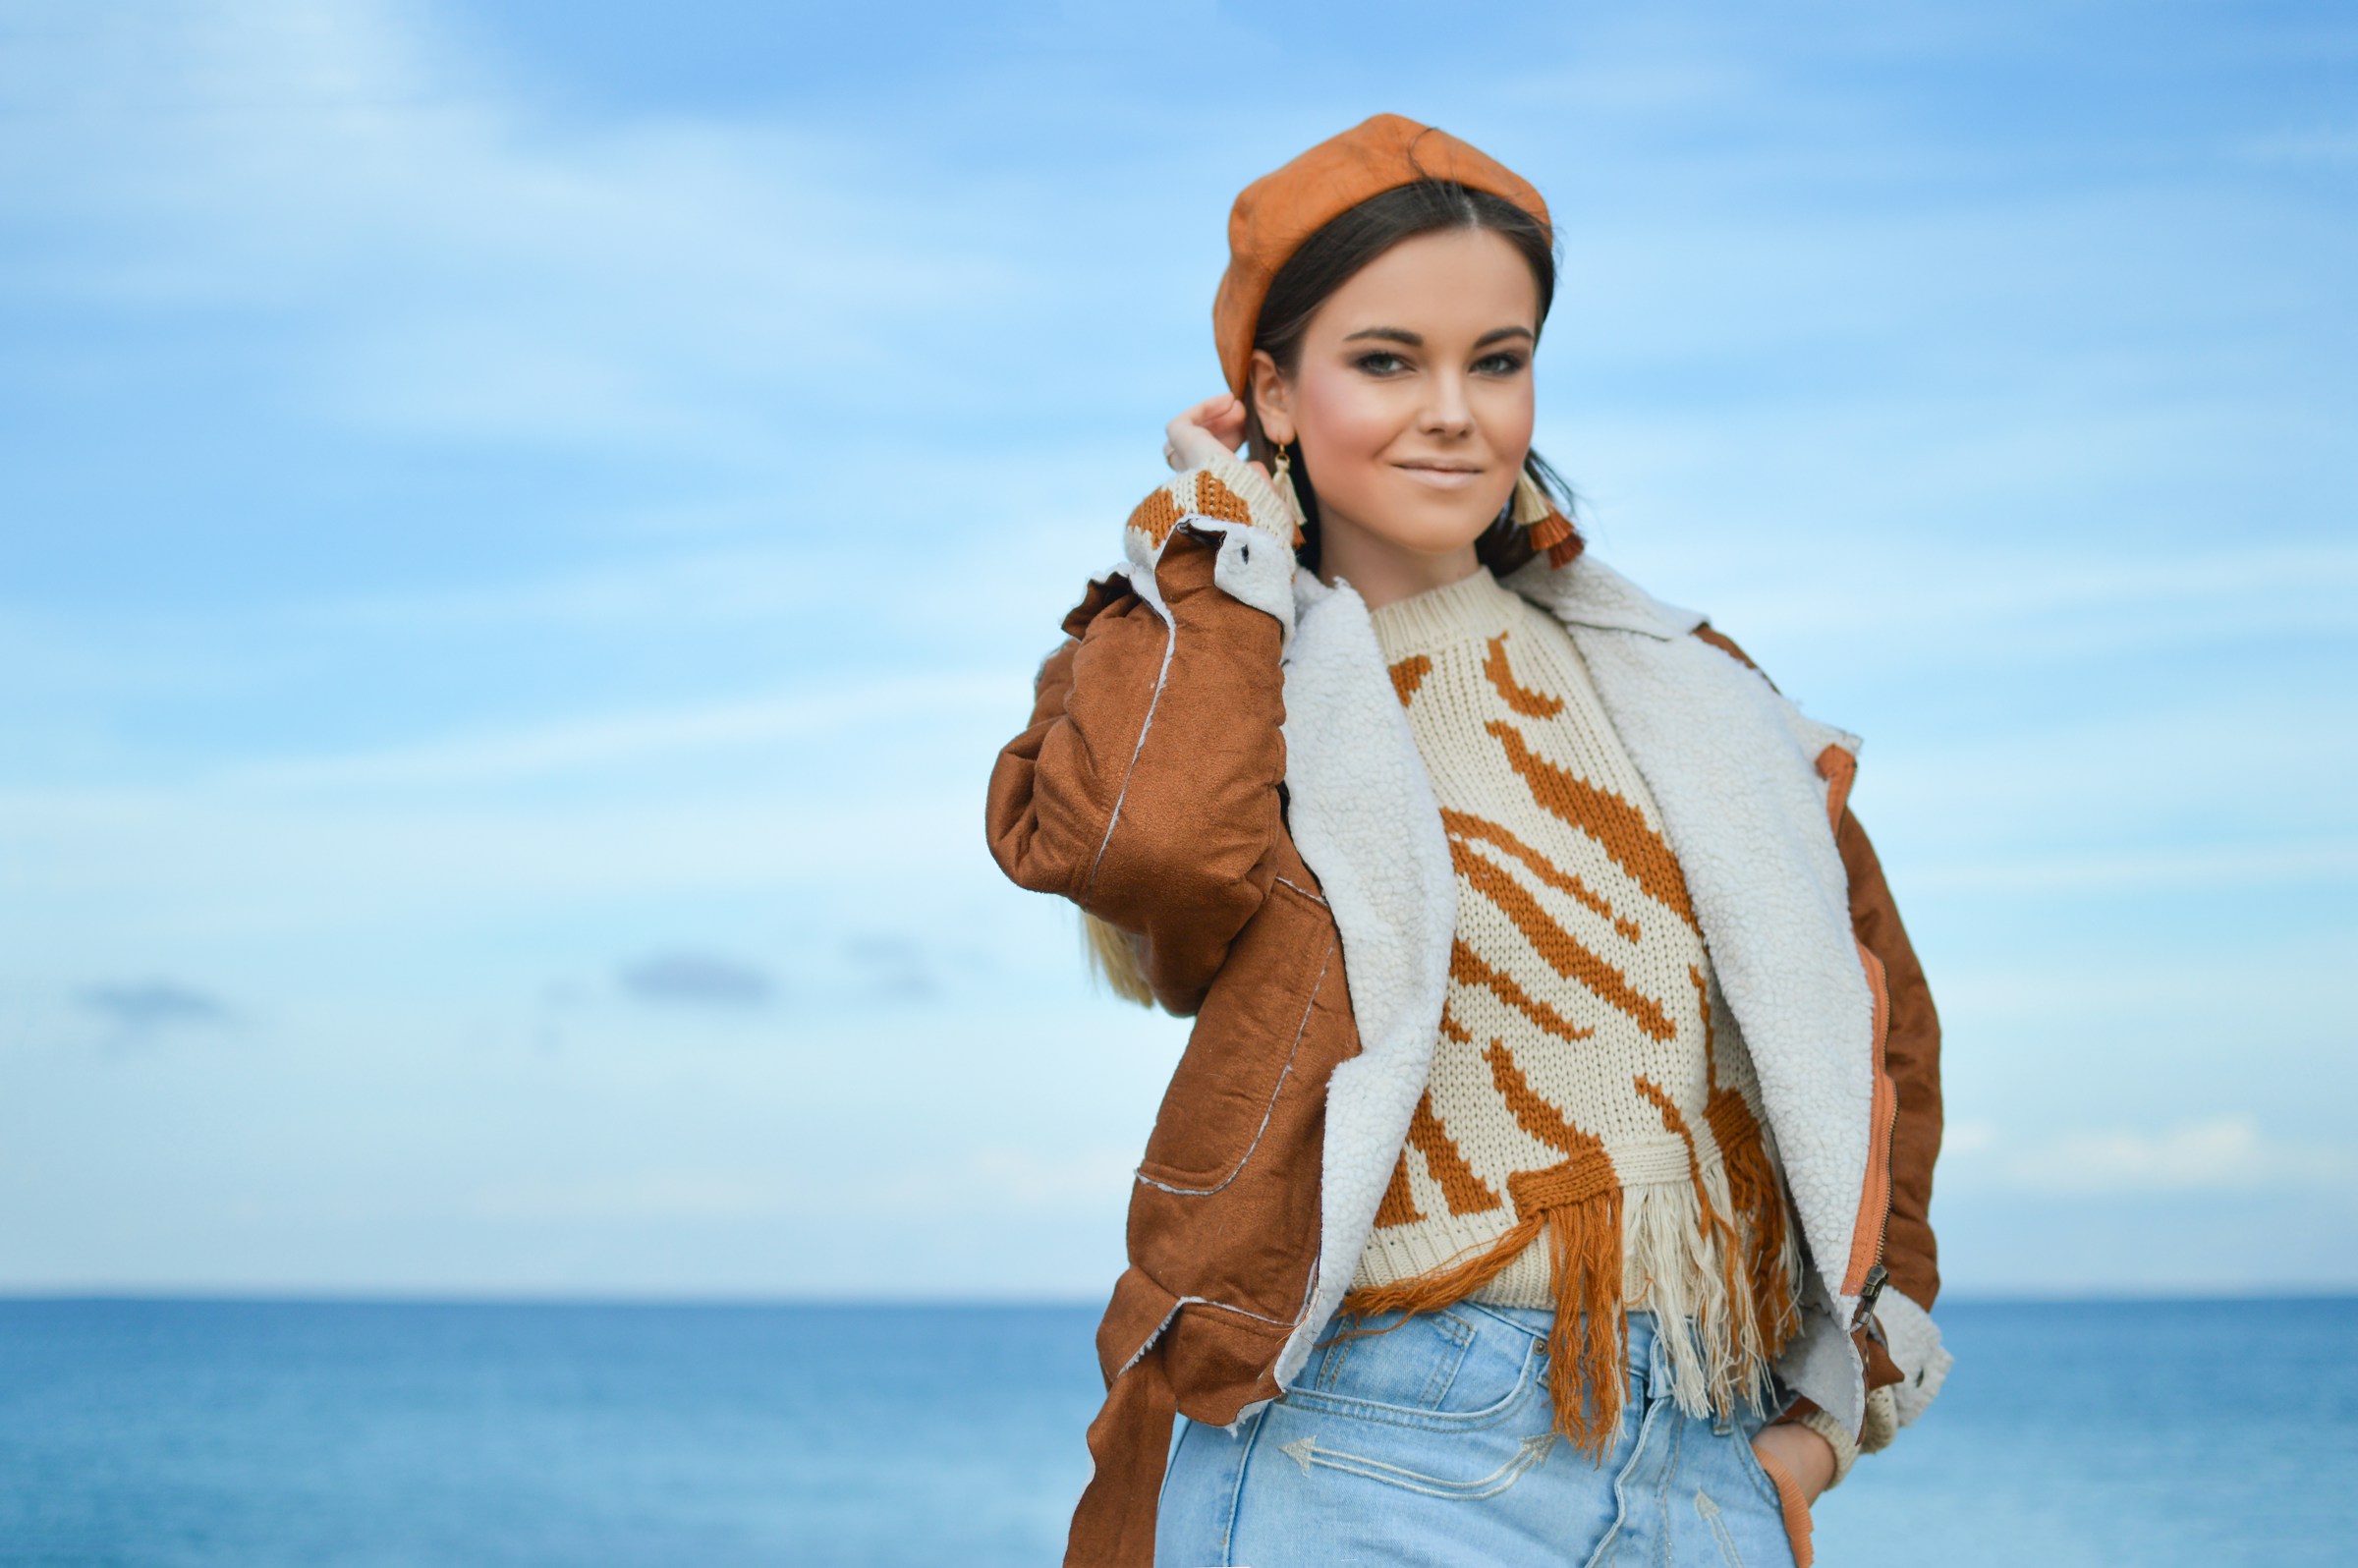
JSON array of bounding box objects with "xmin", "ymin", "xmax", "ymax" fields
[
  {"xmin": 1164, "ymin": 393, "xmax": 1246, "ymax": 470},
  {"xmin": 1202, "ymin": 395, "xmax": 1248, "ymax": 447}
]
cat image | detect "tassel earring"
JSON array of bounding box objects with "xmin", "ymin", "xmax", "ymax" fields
[
  {"xmin": 1269, "ymin": 440, "xmax": 1308, "ymax": 550},
  {"xmin": 1512, "ymin": 467, "xmax": 1580, "ymax": 568}
]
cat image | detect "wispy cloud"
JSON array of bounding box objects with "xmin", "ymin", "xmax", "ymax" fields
[
  {"xmin": 1944, "ymin": 1116, "xmax": 2358, "ymax": 1196},
  {"xmin": 218, "ymin": 670, "xmax": 1020, "ymax": 792},
  {"xmin": 462, "ymin": 1146, "xmax": 1140, "ymax": 1225},
  {"xmin": 842, "ymin": 933, "xmax": 941, "ymax": 1004},
  {"xmin": 1912, "ymin": 840, "xmax": 2358, "ymax": 895},
  {"xmin": 76, "ymin": 980, "xmax": 235, "ymax": 1037},
  {"xmin": 616, "ymin": 951, "xmax": 775, "ymax": 1009},
  {"xmin": 1, "ymin": 0, "xmax": 1018, "ymax": 460}
]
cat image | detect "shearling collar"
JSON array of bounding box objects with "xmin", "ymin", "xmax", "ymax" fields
[{"xmin": 1498, "ymin": 549, "xmax": 1710, "ymax": 642}]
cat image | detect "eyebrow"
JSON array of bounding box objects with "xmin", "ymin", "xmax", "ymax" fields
[{"xmin": 1342, "ymin": 325, "xmax": 1535, "ymax": 349}]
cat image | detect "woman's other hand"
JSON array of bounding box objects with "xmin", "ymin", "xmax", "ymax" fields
[
  {"xmin": 1752, "ymin": 1419, "xmax": 1836, "ymax": 1504},
  {"xmin": 1165, "ymin": 393, "xmax": 1269, "ymax": 484}
]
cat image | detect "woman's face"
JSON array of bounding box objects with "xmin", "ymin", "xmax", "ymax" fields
[{"xmin": 1252, "ymin": 226, "xmax": 1541, "ymax": 559}]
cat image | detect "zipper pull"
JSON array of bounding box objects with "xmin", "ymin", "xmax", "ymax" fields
[{"xmin": 1850, "ymin": 1262, "xmax": 1888, "ymax": 1331}]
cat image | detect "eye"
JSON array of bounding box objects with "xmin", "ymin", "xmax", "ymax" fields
[
  {"xmin": 1353, "ymin": 351, "xmax": 1410, "ymax": 375},
  {"xmin": 1476, "ymin": 352, "xmax": 1530, "ymax": 375}
]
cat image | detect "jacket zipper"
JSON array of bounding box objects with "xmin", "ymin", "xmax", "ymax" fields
[
  {"xmin": 1840, "ymin": 936, "xmax": 1897, "ymax": 1327},
  {"xmin": 1812, "ymin": 741, "xmax": 1892, "ymax": 1325}
]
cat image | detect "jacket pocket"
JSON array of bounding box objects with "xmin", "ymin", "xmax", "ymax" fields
[{"xmin": 1134, "ymin": 877, "xmax": 1337, "ymax": 1191}]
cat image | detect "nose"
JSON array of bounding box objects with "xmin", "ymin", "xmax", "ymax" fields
[{"xmin": 1419, "ymin": 369, "xmax": 1477, "ymax": 438}]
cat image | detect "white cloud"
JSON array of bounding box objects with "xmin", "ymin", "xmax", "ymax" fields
[
  {"xmin": 1947, "ymin": 1116, "xmax": 2358, "ymax": 1196},
  {"xmin": 1910, "ymin": 840, "xmax": 2358, "ymax": 895},
  {"xmin": 467, "ymin": 1169, "xmax": 799, "ymax": 1224},
  {"xmin": 215, "ymin": 668, "xmax": 1022, "ymax": 791},
  {"xmin": 463, "ymin": 1147, "xmax": 1138, "ymax": 1225},
  {"xmin": 0, "ymin": 0, "xmax": 1023, "ymax": 460}
]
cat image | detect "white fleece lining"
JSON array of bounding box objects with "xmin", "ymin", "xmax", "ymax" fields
[
  {"xmin": 1873, "ymin": 1288, "xmax": 1953, "ymax": 1428},
  {"xmin": 1269, "ymin": 566, "xmax": 1461, "ymax": 1391},
  {"xmin": 1263, "ymin": 549, "xmax": 1912, "ymax": 1432}
]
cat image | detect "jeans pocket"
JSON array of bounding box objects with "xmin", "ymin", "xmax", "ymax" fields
[
  {"xmin": 1741, "ymin": 1434, "xmax": 1814, "ymax": 1568},
  {"xmin": 1285, "ymin": 1307, "xmax": 1538, "ymax": 1428},
  {"xmin": 1730, "ymin": 1415, "xmax": 1791, "ymax": 1513}
]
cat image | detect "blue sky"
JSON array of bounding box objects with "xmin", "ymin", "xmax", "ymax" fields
[{"xmin": 2, "ymin": 0, "xmax": 2351, "ymax": 1299}]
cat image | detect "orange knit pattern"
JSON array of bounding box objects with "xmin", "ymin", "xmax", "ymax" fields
[{"xmin": 1343, "ymin": 565, "xmax": 1802, "ymax": 1457}]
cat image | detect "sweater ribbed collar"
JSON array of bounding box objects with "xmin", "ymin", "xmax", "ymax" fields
[{"xmin": 1365, "ymin": 564, "xmax": 1523, "ymax": 660}]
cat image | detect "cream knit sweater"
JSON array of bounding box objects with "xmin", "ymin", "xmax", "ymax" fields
[{"xmin": 1343, "ymin": 563, "xmax": 1805, "ymax": 1445}]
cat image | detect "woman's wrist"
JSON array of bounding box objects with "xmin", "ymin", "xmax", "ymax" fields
[
  {"xmin": 1129, "ymin": 448, "xmax": 1299, "ymax": 557},
  {"xmin": 1768, "ymin": 1407, "xmax": 1853, "ymax": 1492}
]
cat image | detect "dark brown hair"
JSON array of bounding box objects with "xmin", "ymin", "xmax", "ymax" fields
[{"xmin": 1241, "ymin": 180, "xmax": 1585, "ymax": 577}]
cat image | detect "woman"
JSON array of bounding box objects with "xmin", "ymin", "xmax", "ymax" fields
[{"xmin": 985, "ymin": 113, "xmax": 1949, "ymax": 1568}]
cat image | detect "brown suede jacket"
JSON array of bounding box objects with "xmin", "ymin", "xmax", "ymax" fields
[{"xmin": 985, "ymin": 451, "xmax": 1947, "ymax": 1566}]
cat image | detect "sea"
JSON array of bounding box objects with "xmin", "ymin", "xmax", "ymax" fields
[{"xmin": 1, "ymin": 1295, "xmax": 2351, "ymax": 1566}]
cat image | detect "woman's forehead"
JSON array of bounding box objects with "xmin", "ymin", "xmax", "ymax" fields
[{"xmin": 1312, "ymin": 228, "xmax": 1542, "ymax": 341}]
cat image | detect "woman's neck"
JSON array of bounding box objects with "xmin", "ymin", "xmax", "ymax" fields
[{"xmin": 1316, "ymin": 513, "xmax": 1484, "ymax": 611}]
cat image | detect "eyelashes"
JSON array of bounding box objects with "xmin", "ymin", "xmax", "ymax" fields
[{"xmin": 1353, "ymin": 351, "xmax": 1530, "ymax": 376}]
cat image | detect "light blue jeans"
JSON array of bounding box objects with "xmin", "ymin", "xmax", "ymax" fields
[{"xmin": 1157, "ymin": 1304, "xmax": 1801, "ymax": 1567}]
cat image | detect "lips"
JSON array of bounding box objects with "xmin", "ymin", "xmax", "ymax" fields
[{"xmin": 1395, "ymin": 461, "xmax": 1484, "ymax": 489}]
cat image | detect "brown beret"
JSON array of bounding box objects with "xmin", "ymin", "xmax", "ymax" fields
[{"xmin": 1212, "ymin": 112, "xmax": 1552, "ymax": 399}]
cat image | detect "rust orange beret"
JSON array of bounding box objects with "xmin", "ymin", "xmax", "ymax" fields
[{"xmin": 1212, "ymin": 112, "xmax": 1552, "ymax": 399}]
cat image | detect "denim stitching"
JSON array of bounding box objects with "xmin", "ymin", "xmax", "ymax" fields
[
  {"xmin": 1415, "ymin": 1311, "xmax": 1476, "ymax": 1408},
  {"xmin": 1697, "ymin": 1487, "xmax": 1748, "ymax": 1568},
  {"xmin": 1654, "ymin": 1398, "xmax": 1679, "ymax": 1568},
  {"xmin": 1279, "ymin": 1429, "xmax": 1558, "ymax": 1500},
  {"xmin": 1280, "ymin": 1334, "xmax": 1542, "ymax": 1433},
  {"xmin": 1219, "ymin": 1406, "xmax": 1263, "ymax": 1564},
  {"xmin": 1580, "ymin": 1376, "xmax": 1668, "ymax": 1568},
  {"xmin": 1729, "ymin": 1414, "xmax": 1785, "ymax": 1513}
]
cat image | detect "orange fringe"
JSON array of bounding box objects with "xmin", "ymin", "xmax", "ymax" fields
[
  {"xmin": 1341, "ymin": 1159, "xmax": 1628, "ymax": 1461},
  {"xmin": 1342, "ymin": 1123, "xmax": 1802, "ymax": 1449}
]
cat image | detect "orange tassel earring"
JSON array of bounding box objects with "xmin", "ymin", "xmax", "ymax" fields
[{"xmin": 1512, "ymin": 469, "xmax": 1581, "ymax": 567}]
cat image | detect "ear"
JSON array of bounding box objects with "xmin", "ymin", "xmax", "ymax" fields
[{"xmin": 1248, "ymin": 349, "xmax": 1296, "ymax": 447}]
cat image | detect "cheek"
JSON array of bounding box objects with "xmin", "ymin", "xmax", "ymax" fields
[
  {"xmin": 1488, "ymin": 390, "xmax": 1536, "ymax": 457},
  {"xmin": 1295, "ymin": 367, "xmax": 1406, "ymax": 479}
]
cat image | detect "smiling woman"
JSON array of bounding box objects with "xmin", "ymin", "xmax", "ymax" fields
[
  {"xmin": 1229, "ymin": 176, "xmax": 1584, "ymax": 602},
  {"xmin": 983, "ymin": 112, "xmax": 1949, "ymax": 1568}
]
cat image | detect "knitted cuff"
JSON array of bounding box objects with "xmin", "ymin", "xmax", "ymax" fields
[
  {"xmin": 1124, "ymin": 448, "xmax": 1300, "ymax": 558},
  {"xmin": 1858, "ymin": 1382, "xmax": 1899, "ymax": 1454},
  {"xmin": 1788, "ymin": 1406, "xmax": 1862, "ymax": 1489}
]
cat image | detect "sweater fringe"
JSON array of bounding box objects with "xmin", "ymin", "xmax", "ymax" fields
[{"xmin": 1339, "ymin": 1117, "xmax": 1800, "ymax": 1455}]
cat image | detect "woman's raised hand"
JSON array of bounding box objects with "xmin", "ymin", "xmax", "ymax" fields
[{"xmin": 1164, "ymin": 393, "xmax": 1270, "ymax": 484}]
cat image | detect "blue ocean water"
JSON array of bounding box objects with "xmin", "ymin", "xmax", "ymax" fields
[{"xmin": 1, "ymin": 1296, "xmax": 2351, "ymax": 1566}]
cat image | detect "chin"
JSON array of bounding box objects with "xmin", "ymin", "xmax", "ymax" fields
[{"xmin": 1385, "ymin": 499, "xmax": 1503, "ymax": 554}]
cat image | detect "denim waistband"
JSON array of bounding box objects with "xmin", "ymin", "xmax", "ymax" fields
[{"xmin": 1446, "ymin": 1302, "xmax": 1690, "ymax": 1401}]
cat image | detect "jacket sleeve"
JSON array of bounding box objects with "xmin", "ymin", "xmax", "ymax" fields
[
  {"xmin": 1778, "ymin": 805, "xmax": 1947, "ymax": 1487},
  {"xmin": 1837, "ymin": 803, "xmax": 1950, "ymax": 1444},
  {"xmin": 983, "ymin": 449, "xmax": 1301, "ymax": 1016},
  {"xmin": 1838, "ymin": 807, "xmax": 1942, "ymax": 1317}
]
